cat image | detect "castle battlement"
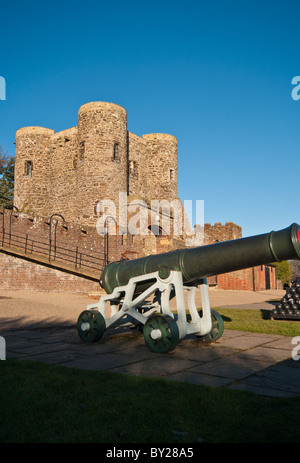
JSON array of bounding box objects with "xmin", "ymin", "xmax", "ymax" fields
[{"xmin": 203, "ymin": 221, "xmax": 242, "ymax": 244}]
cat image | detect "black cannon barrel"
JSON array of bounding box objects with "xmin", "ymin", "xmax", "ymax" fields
[{"xmin": 100, "ymin": 223, "xmax": 300, "ymax": 294}]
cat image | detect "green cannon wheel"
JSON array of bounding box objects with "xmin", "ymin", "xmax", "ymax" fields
[
  {"xmin": 143, "ymin": 314, "xmax": 179, "ymax": 353},
  {"xmin": 77, "ymin": 309, "xmax": 106, "ymax": 343},
  {"xmin": 199, "ymin": 309, "xmax": 224, "ymax": 343}
]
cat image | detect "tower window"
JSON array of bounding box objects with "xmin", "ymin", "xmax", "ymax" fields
[
  {"xmin": 73, "ymin": 155, "xmax": 78, "ymax": 169},
  {"xmin": 113, "ymin": 143, "xmax": 119, "ymax": 161},
  {"xmin": 79, "ymin": 141, "xmax": 85, "ymax": 161},
  {"xmin": 129, "ymin": 160, "xmax": 137, "ymax": 178},
  {"xmin": 169, "ymin": 168, "xmax": 175, "ymax": 180},
  {"xmin": 25, "ymin": 160, "xmax": 33, "ymax": 177}
]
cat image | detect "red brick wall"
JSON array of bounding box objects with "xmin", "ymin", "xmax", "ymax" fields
[
  {"xmin": 215, "ymin": 269, "xmax": 254, "ymax": 291},
  {"xmin": 214, "ymin": 265, "xmax": 277, "ymax": 291},
  {"xmin": 0, "ymin": 210, "xmax": 105, "ymax": 261},
  {"xmin": 254, "ymin": 265, "xmax": 276, "ymax": 291},
  {"xmin": 0, "ymin": 253, "xmax": 99, "ymax": 293}
]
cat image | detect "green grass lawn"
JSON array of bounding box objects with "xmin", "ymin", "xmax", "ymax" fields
[
  {"xmin": 0, "ymin": 358, "xmax": 299, "ymax": 443},
  {"xmin": 0, "ymin": 308, "xmax": 299, "ymax": 443},
  {"xmin": 217, "ymin": 307, "xmax": 300, "ymax": 337}
]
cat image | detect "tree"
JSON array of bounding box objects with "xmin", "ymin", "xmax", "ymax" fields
[
  {"xmin": 0, "ymin": 145, "xmax": 7, "ymax": 175},
  {"xmin": 274, "ymin": 260, "xmax": 291, "ymax": 286},
  {"xmin": 290, "ymin": 260, "xmax": 300, "ymax": 280},
  {"xmin": 0, "ymin": 145, "xmax": 15, "ymax": 208}
]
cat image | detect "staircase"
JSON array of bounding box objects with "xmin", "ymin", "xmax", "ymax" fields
[{"xmin": 0, "ymin": 226, "xmax": 104, "ymax": 282}]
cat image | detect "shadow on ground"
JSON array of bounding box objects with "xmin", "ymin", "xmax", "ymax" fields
[{"xmin": 1, "ymin": 313, "xmax": 300, "ymax": 398}]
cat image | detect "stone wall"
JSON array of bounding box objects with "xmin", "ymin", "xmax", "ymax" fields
[
  {"xmin": 203, "ymin": 221, "xmax": 242, "ymax": 244},
  {"xmin": 0, "ymin": 252, "xmax": 99, "ymax": 293},
  {"xmin": 0, "ymin": 209, "xmax": 278, "ymax": 293},
  {"xmin": 14, "ymin": 102, "xmax": 180, "ymax": 231},
  {"xmin": 76, "ymin": 102, "xmax": 128, "ymax": 227},
  {"xmin": 14, "ymin": 127, "xmax": 54, "ymax": 217},
  {"xmin": 0, "ymin": 210, "xmax": 106, "ymax": 263},
  {"xmin": 128, "ymin": 132, "xmax": 148, "ymax": 198},
  {"xmin": 48, "ymin": 126, "xmax": 78, "ymax": 220},
  {"xmin": 12, "ymin": 101, "xmax": 267, "ymax": 293},
  {"xmin": 0, "ymin": 209, "xmax": 187, "ymax": 293},
  {"xmin": 142, "ymin": 133, "xmax": 178, "ymax": 203}
]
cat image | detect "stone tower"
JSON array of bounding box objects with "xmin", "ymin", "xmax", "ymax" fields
[
  {"xmin": 76, "ymin": 102, "xmax": 128, "ymax": 227},
  {"xmin": 14, "ymin": 101, "xmax": 182, "ymax": 235},
  {"xmin": 142, "ymin": 133, "xmax": 178, "ymax": 203},
  {"xmin": 14, "ymin": 126, "xmax": 54, "ymax": 217}
]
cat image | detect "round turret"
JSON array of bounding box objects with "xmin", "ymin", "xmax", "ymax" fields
[
  {"xmin": 76, "ymin": 102, "xmax": 128, "ymax": 227},
  {"xmin": 14, "ymin": 127, "xmax": 54, "ymax": 215}
]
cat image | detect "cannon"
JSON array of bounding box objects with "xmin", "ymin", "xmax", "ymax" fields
[{"xmin": 77, "ymin": 223, "xmax": 300, "ymax": 353}]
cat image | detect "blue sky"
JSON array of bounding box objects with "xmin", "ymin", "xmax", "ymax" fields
[{"xmin": 1, "ymin": 0, "xmax": 299, "ymax": 237}]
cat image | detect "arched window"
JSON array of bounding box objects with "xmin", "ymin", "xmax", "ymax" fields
[
  {"xmin": 129, "ymin": 160, "xmax": 137, "ymax": 178},
  {"xmin": 25, "ymin": 160, "xmax": 33, "ymax": 177}
]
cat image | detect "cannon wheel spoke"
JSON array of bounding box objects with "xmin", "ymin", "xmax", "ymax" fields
[
  {"xmin": 200, "ymin": 310, "xmax": 224, "ymax": 343},
  {"xmin": 143, "ymin": 314, "xmax": 179, "ymax": 353},
  {"xmin": 77, "ymin": 309, "xmax": 106, "ymax": 343}
]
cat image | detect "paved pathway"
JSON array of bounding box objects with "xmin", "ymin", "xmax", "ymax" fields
[{"xmin": 1, "ymin": 288, "xmax": 299, "ymax": 398}]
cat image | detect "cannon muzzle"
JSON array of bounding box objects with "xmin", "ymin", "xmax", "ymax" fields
[{"xmin": 100, "ymin": 223, "xmax": 300, "ymax": 294}]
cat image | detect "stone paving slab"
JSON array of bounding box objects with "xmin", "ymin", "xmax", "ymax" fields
[
  {"xmin": 263, "ymin": 337, "xmax": 296, "ymax": 350},
  {"xmin": 2, "ymin": 323, "xmax": 299, "ymax": 398},
  {"xmin": 230, "ymin": 362, "xmax": 300, "ymax": 398},
  {"xmin": 217, "ymin": 333, "xmax": 283, "ymax": 350},
  {"xmin": 110, "ymin": 355, "xmax": 199, "ymax": 377},
  {"xmin": 235, "ymin": 346, "xmax": 293, "ymax": 363},
  {"xmin": 187, "ymin": 356, "xmax": 274, "ymax": 381},
  {"xmin": 63, "ymin": 352, "xmax": 145, "ymax": 371},
  {"xmin": 165, "ymin": 370, "xmax": 233, "ymax": 388},
  {"xmin": 2, "ymin": 288, "xmax": 298, "ymax": 398},
  {"xmin": 165, "ymin": 345, "xmax": 237, "ymax": 362}
]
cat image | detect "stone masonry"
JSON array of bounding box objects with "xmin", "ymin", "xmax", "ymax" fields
[
  {"xmin": 14, "ymin": 102, "xmax": 179, "ymax": 234},
  {"xmin": 8, "ymin": 100, "xmax": 276, "ymax": 292}
]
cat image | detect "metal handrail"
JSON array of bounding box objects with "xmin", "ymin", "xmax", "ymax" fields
[{"xmin": 0, "ymin": 226, "xmax": 105, "ymax": 274}]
